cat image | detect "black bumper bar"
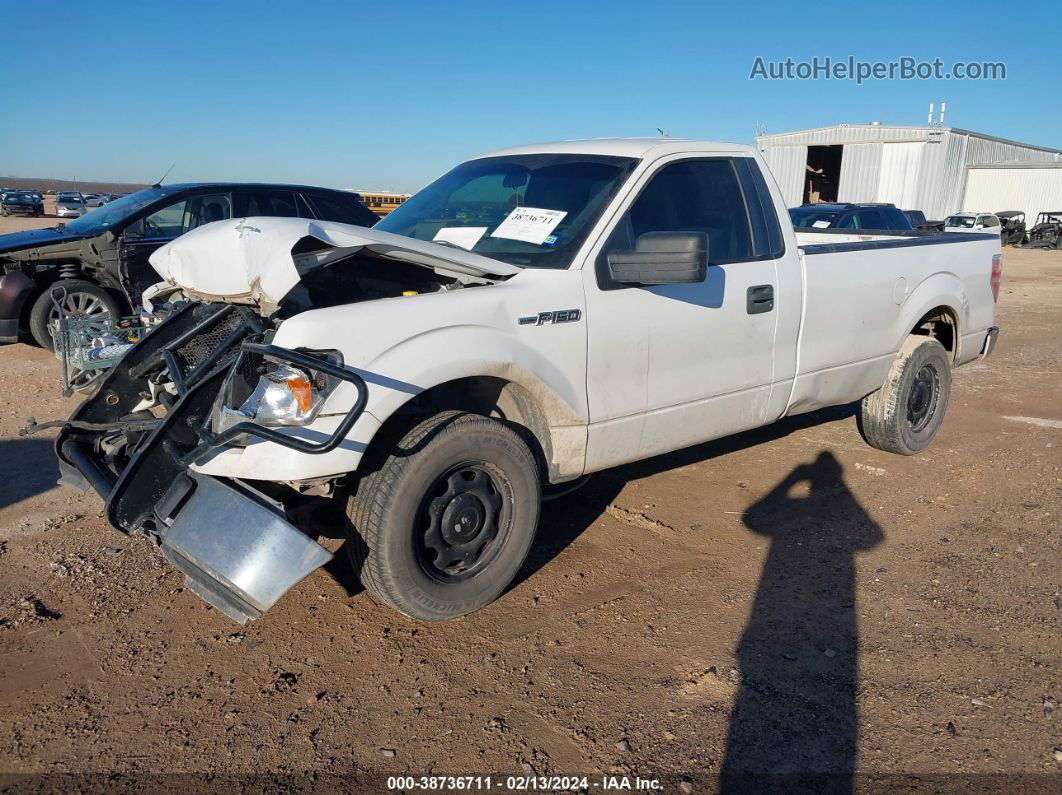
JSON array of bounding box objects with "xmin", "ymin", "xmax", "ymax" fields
[
  {"xmin": 179, "ymin": 342, "xmax": 369, "ymax": 466},
  {"xmin": 55, "ymin": 303, "xmax": 369, "ymax": 534}
]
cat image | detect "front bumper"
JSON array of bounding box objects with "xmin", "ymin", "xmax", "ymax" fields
[
  {"xmin": 55, "ymin": 208, "xmax": 83, "ymax": 217},
  {"xmin": 54, "ymin": 302, "xmax": 367, "ymax": 622},
  {"xmin": 159, "ymin": 474, "xmax": 332, "ymax": 622},
  {"xmin": 980, "ymin": 326, "xmax": 999, "ymax": 359}
]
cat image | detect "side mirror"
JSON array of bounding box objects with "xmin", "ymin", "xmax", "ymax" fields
[{"xmin": 607, "ymin": 231, "xmax": 708, "ymax": 286}]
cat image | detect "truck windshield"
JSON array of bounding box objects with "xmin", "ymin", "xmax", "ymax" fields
[
  {"xmin": 62, "ymin": 186, "xmax": 176, "ymax": 234},
  {"xmin": 945, "ymin": 216, "xmax": 975, "ymax": 228},
  {"xmin": 374, "ymin": 154, "xmax": 637, "ymax": 268}
]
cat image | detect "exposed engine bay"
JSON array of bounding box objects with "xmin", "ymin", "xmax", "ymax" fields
[
  {"xmin": 56, "ymin": 240, "xmax": 480, "ymax": 534},
  {"xmin": 40, "ymin": 219, "xmax": 514, "ymax": 623}
]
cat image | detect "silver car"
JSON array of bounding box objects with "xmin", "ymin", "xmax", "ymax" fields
[{"xmin": 55, "ymin": 194, "xmax": 86, "ymax": 218}]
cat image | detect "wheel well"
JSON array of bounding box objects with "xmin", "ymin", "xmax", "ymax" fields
[
  {"xmin": 19, "ymin": 264, "xmax": 128, "ymax": 325},
  {"xmin": 364, "ymin": 376, "xmax": 556, "ymax": 483},
  {"xmin": 912, "ymin": 306, "xmax": 957, "ymax": 359}
]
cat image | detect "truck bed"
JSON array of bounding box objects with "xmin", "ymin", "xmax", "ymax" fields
[{"xmin": 783, "ymin": 227, "xmax": 1000, "ymax": 415}]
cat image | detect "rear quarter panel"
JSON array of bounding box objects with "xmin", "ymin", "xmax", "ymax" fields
[{"xmin": 787, "ymin": 233, "xmax": 998, "ymax": 414}]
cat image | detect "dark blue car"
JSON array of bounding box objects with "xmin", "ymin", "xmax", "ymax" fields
[{"xmin": 788, "ymin": 202, "xmax": 914, "ymax": 232}]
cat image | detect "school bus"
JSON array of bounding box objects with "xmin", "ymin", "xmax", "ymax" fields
[{"xmin": 356, "ymin": 191, "xmax": 412, "ymax": 217}]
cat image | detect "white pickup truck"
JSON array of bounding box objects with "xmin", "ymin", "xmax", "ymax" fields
[{"xmin": 51, "ymin": 138, "xmax": 1001, "ymax": 624}]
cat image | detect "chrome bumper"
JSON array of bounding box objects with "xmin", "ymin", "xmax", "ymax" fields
[
  {"xmin": 980, "ymin": 326, "xmax": 999, "ymax": 359},
  {"xmin": 158, "ymin": 474, "xmax": 333, "ymax": 624}
]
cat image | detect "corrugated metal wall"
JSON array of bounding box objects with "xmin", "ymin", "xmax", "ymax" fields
[
  {"xmin": 877, "ymin": 142, "xmax": 924, "ymax": 208},
  {"xmin": 911, "ymin": 133, "xmax": 952, "ymax": 218},
  {"xmin": 758, "ymin": 144, "xmax": 806, "ymax": 207},
  {"xmin": 837, "ymin": 144, "xmax": 882, "ymax": 202},
  {"xmin": 756, "ymin": 125, "xmax": 1062, "ymax": 219},
  {"xmin": 963, "ymin": 167, "xmax": 1062, "ymax": 221}
]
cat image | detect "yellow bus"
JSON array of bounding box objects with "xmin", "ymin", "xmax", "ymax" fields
[{"xmin": 356, "ymin": 190, "xmax": 412, "ymax": 217}]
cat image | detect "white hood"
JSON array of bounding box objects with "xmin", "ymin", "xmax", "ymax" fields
[{"xmin": 148, "ymin": 217, "xmax": 521, "ymax": 311}]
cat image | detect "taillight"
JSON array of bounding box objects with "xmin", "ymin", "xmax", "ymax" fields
[{"xmin": 990, "ymin": 254, "xmax": 1002, "ymax": 302}]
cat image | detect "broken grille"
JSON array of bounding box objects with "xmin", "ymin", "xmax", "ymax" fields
[
  {"xmin": 159, "ymin": 305, "xmax": 264, "ymax": 395},
  {"xmin": 173, "ymin": 307, "xmax": 245, "ymax": 372}
]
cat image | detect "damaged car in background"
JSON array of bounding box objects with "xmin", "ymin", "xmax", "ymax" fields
[
  {"xmin": 30, "ymin": 140, "xmax": 1000, "ymax": 625},
  {"xmin": 0, "ymin": 183, "xmax": 378, "ymax": 348}
]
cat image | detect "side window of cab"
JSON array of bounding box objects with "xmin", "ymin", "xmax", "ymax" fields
[
  {"xmin": 625, "ymin": 159, "xmax": 754, "ymax": 262},
  {"xmin": 596, "ymin": 157, "xmax": 782, "ymax": 288}
]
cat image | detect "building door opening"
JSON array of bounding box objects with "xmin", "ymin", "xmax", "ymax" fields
[{"xmin": 804, "ymin": 145, "xmax": 843, "ymax": 203}]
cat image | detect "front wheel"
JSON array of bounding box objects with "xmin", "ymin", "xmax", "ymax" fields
[
  {"xmin": 859, "ymin": 336, "xmax": 951, "ymax": 456},
  {"xmin": 28, "ymin": 278, "xmax": 121, "ymax": 350},
  {"xmin": 347, "ymin": 411, "xmax": 541, "ymax": 621}
]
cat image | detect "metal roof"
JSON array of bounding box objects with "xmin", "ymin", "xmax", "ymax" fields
[
  {"xmin": 477, "ymin": 138, "xmax": 753, "ymax": 159},
  {"xmin": 967, "ymin": 160, "xmax": 1062, "ymax": 169},
  {"xmin": 756, "ymin": 124, "xmax": 1062, "ymax": 155}
]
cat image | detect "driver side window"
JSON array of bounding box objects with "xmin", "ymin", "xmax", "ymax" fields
[
  {"xmin": 129, "ymin": 200, "xmax": 186, "ymax": 239},
  {"xmin": 127, "ymin": 193, "xmax": 232, "ymax": 239},
  {"xmin": 622, "ymin": 159, "xmax": 754, "ymax": 262}
]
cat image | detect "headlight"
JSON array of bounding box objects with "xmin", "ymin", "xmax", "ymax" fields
[{"xmin": 211, "ymin": 350, "xmax": 343, "ymax": 437}]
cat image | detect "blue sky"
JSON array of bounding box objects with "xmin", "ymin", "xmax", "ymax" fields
[{"xmin": 1, "ymin": 0, "xmax": 1056, "ymax": 192}]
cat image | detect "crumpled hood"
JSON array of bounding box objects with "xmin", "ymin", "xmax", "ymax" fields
[{"xmin": 148, "ymin": 217, "xmax": 521, "ymax": 310}]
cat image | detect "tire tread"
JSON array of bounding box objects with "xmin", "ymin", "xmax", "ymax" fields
[
  {"xmin": 859, "ymin": 336, "xmax": 950, "ymax": 456},
  {"xmin": 348, "ymin": 411, "xmax": 538, "ymax": 620}
]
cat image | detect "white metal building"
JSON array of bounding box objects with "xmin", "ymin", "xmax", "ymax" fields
[
  {"xmin": 755, "ymin": 123, "xmax": 1062, "ymax": 220},
  {"xmin": 962, "ymin": 161, "xmax": 1062, "ymax": 223}
]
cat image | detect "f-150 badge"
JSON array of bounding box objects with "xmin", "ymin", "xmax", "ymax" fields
[{"xmin": 518, "ymin": 309, "xmax": 582, "ymax": 326}]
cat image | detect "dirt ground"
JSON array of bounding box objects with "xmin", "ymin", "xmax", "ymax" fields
[{"xmin": 0, "ymin": 206, "xmax": 1058, "ymax": 791}]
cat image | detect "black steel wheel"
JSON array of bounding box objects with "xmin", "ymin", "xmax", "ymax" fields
[
  {"xmin": 859, "ymin": 336, "xmax": 951, "ymax": 456},
  {"xmin": 905, "ymin": 363, "xmax": 940, "ymax": 433},
  {"xmin": 347, "ymin": 411, "xmax": 540, "ymax": 621},
  {"xmin": 417, "ymin": 462, "xmax": 511, "ymax": 583}
]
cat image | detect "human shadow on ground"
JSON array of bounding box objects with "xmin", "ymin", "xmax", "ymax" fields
[{"xmin": 719, "ymin": 451, "xmax": 883, "ymax": 794}]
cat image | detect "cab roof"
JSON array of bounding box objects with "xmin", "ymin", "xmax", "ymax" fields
[{"xmin": 473, "ymin": 138, "xmax": 755, "ymax": 160}]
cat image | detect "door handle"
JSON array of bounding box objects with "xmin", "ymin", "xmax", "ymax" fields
[{"xmin": 746, "ymin": 284, "xmax": 774, "ymax": 314}]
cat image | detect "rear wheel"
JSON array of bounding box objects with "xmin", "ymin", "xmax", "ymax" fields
[
  {"xmin": 859, "ymin": 336, "xmax": 951, "ymax": 456},
  {"xmin": 347, "ymin": 411, "xmax": 540, "ymax": 621},
  {"xmin": 28, "ymin": 278, "xmax": 120, "ymax": 350}
]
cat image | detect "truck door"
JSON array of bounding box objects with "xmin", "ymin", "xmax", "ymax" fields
[{"xmin": 582, "ymin": 155, "xmax": 794, "ymax": 470}]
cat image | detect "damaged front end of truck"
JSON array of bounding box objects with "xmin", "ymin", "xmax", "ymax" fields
[
  {"xmin": 41, "ymin": 218, "xmax": 516, "ymax": 623},
  {"xmin": 55, "ymin": 301, "xmax": 366, "ymax": 622}
]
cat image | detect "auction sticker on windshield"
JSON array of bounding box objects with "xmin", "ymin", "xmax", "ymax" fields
[
  {"xmin": 491, "ymin": 207, "xmax": 567, "ymax": 245},
  {"xmin": 433, "ymin": 226, "xmax": 488, "ymax": 250}
]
